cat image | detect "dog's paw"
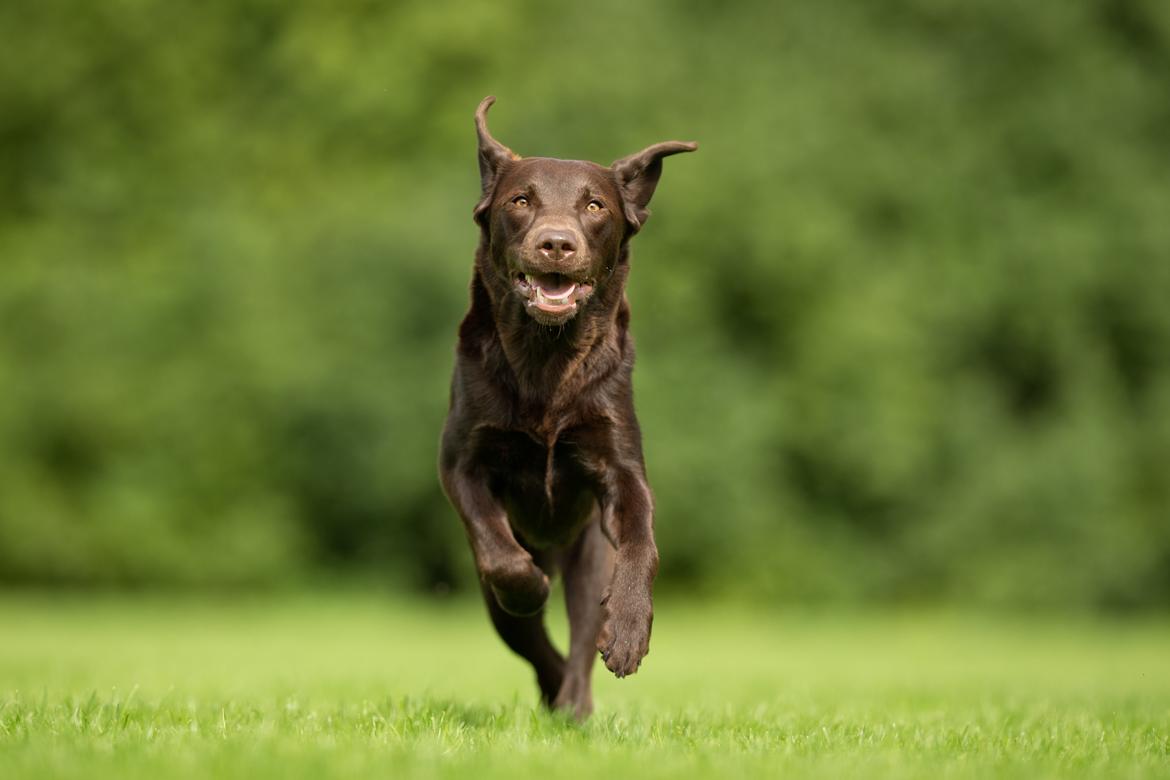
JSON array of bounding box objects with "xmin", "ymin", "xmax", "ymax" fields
[
  {"xmin": 486, "ymin": 555, "xmax": 550, "ymax": 617},
  {"xmin": 552, "ymin": 674, "xmax": 594, "ymax": 722},
  {"xmin": 596, "ymin": 592, "xmax": 652, "ymax": 678}
]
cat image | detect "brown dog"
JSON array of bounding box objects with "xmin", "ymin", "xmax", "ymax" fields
[{"xmin": 439, "ymin": 96, "xmax": 695, "ymax": 720}]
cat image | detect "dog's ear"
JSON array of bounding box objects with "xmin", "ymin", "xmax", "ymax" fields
[
  {"xmin": 473, "ymin": 96, "xmax": 520, "ymax": 225},
  {"xmin": 611, "ymin": 140, "xmax": 697, "ymax": 234}
]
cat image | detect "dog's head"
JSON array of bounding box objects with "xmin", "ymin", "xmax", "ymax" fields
[{"xmin": 472, "ymin": 96, "xmax": 696, "ymax": 327}]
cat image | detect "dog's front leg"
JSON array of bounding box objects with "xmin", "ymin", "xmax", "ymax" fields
[
  {"xmin": 440, "ymin": 462, "xmax": 550, "ymax": 616},
  {"xmin": 596, "ymin": 469, "xmax": 659, "ymax": 678}
]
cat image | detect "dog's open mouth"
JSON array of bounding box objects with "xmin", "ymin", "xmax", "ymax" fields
[{"xmin": 514, "ymin": 271, "xmax": 594, "ymax": 321}]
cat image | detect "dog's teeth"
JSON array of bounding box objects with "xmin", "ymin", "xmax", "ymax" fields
[{"xmin": 525, "ymin": 277, "xmax": 577, "ymax": 308}]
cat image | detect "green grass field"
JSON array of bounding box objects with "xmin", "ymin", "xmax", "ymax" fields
[{"xmin": 1, "ymin": 593, "xmax": 1167, "ymax": 779}]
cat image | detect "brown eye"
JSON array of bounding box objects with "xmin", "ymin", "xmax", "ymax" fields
[
  {"xmin": 586, "ymin": 200, "xmax": 603, "ymax": 213},
  {"xmin": 511, "ymin": 195, "xmax": 529, "ymax": 207}
]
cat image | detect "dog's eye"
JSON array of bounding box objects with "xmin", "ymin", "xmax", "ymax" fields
[
  {"xmin": 586, "ymin": 200, "xmax": 604, "ymax": 213},
  {"xmin": 511, "ymin": 195, "xmax": 529, "ymax": 207}
]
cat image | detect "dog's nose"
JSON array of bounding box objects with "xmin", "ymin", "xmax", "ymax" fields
[{"xmin": 535, "ymin": 230, "xmax": 577, "ymax": 262}]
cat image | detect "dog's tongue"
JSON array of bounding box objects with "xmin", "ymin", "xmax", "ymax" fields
[{"xmin": 530, "ymin": 272, "xmax": 576, "ymax": 298}]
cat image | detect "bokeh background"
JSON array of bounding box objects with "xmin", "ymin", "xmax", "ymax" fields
[{"xmin": 2, "ymin": 0, "xmax": 1168, "ymax": 610}]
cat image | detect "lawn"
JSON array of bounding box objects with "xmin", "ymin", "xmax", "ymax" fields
[{"xmin": 1, "ymin": 592, "xmax": 1167, "ymax": 778}]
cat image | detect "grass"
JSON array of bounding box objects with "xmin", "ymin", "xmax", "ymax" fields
[{"xmin": 0, "ymin": 592, "xmax": 1167, "ymax": 779}]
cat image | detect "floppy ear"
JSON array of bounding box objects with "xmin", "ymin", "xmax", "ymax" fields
[
  {"xmin": 473, "ymin": 96, "xmax": 521, "ymax": 224},
  {"xmin": 611, "ymin": 140, "xmax": 698, "ymax": 233}
]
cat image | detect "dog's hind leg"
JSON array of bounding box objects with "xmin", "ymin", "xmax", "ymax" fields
[
  {"xmin": 480, "ymin": 578, "xmax": 565, "ymax": 707},
  {"xmin": 554, "ymin": 514, "xmax": 615, "ymax": 720}
]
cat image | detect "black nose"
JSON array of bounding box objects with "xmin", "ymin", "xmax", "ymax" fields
[{"xmin": 535, "ymin": 230, "xmax": 577, "ymax": 262}]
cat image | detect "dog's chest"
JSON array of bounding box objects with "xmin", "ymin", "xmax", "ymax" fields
[{"xmin": 475, "ymin": 426, "xmax": 605, "ymax": 547}]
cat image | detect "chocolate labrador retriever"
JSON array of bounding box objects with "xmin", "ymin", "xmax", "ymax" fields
[{"xmin": 439, "ymin": 96, "xmax": 695, "ymax": 720}]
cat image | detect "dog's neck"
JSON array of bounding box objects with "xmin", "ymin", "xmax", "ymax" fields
[{"xmin": 466, "ymin": 248, "xmax": 631, "ymax": 422}]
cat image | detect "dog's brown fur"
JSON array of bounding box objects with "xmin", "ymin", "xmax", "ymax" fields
[{"xmin": 439, "ymin": 97, "xmax": 695, "ymax": 720}]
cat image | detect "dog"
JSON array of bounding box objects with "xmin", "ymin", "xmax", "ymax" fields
[{"xmin": 439, "ymin": 96, "xmax": 696, "ymax": 720}]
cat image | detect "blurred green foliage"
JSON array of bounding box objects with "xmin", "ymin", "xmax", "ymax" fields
[{"xmin": 1, "ymin": 0, "xmax": 1168, "ymax": 607}]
